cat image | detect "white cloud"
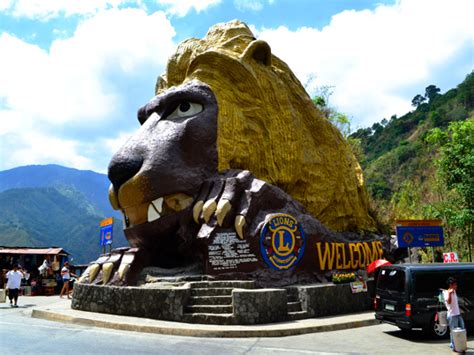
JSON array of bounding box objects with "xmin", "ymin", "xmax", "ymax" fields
[
  {"xmin": 0, "ymin": 9, "xmax": 174, "ymax": 124},
  {"xmin": 156, "ymin": 0, "xmax": 221, "ymax": 17},
  {"xmin": 1, "ymin": 0, "xmax": 128, "ymax": 20},
  {"xmin": 0, "ymin": 8, "xmax": 176, "ymax": 171},
  {"xmin": 1, "ymin": 132, "xmax": 93, "ymax": 170},
  {"xmin": 103, "ymin": 131, "xmax": 135, "ymax": 157},
  {"xmin": 0, "ymin": 0, "xmax": 13, "ymax": 11},
  {"xmin": 256, "ymin": 0, "xmax": 474, "ymax": 128},
  {"xmin": 234, "ymin": 0, "xmax": 264, "ymax": 12}
]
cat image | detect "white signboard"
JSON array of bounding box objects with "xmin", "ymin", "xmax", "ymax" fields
[
  {"xmin": 443, "ymin": 252, "xmax": 459, "ymax": 263},
  {"xmin": 350, "ymin": 281, "xmax": 368, "ymax": 294},
  {"xmin": 208, "ymin": 232, "xmax": 258, "ymax": 271}
]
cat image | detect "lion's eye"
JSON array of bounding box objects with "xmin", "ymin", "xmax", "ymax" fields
[{"xmin": 167, "ymin": 101, "xmax": 203, "ymax": 120}]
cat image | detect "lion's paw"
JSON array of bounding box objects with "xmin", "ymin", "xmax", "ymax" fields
[
  {"xmin": 77, "ymin": 247, "xmax": 150, "ymax": 286},
  {"xmin": 191, "ymin": 170, "xmax": 257, "ymax": 239}
]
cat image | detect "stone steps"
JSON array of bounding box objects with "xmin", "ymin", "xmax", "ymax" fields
[
  {"xmin": 183, "ymin": 280, "xmax": 257, "ymax": 324},
  {"xmin": 190, "ymin": 287, "xmax": 234, "ymax": 297},
  {"xmin": 182, "ymin": 312, "xmax": 235, "ymax": 325},
  {"xmin": 288, "ymin": 310, "xmax": 309, "ymax": 321},
  {"xmin": 185, "ymin": 304, "xmax": 233, "ymax": 314},
  {"xmin": 287, "ymin": 301, "xmax": 302, "ymax": 313},
  {"xmin": 285, "ymin": 287, "xmax": 304, "ymax": 316},
  {"xmin": 187, "ymin": 295, "xmax": 233, "ymax": 305},
  {"xmin": 285, "ymin": 287, "xmax": 300, "ymax": 302},
  {"xmin": 189, "ymin": 280, "xmax": 256, "ymax": 289},
  {"xmin": 183, "ymin": 281, "xmax": 307, "ymax": 324}
]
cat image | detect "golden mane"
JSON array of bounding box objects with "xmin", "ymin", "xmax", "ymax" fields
[{"xmin": 156, "ymin": 20, "xmax": 375, "ymax": 232}]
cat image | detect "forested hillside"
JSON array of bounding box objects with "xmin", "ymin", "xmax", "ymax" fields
[
  {"xmin": 0, "ymin": 166, "xmax": 129, "ymax": 263},
  {"xmin": 0, "ymin": 164, "xmax": 119, "ymax": 219},
  {"xmin": 0, "ymin": 187, "xmax": 127, "ymax": 263},
  {"xmin": 351, "ymin": 72, "xmax": 474, "ymax": 261}
]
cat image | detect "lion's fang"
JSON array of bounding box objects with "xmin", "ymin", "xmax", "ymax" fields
[
  {"xmin": 147, "ymin": 203, "xmax": 161, "ymax": 222},
  {"xmin": 151, "ymin": 197, "xmax": 163, "ymax": 213}
]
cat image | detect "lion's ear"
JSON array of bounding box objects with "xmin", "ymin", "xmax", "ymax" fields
[
  {"xmin": 155, "ymin": 75, "xmax": 167, "ymax": 95},
  {"xmin": 241, "ymin": 40, "xmax": 272, "ymax": 66}
]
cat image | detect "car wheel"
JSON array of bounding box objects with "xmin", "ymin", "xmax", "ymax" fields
[{"xmin": 425, "ymin": 315, "xmax": 449, "ymax": 339}]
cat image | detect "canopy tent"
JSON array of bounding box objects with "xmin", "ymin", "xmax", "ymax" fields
[
  {"xmin": 0, "ymin": 247, "xmax": 69, "ymax": 256},
  {"xmin": 366, "ymin": 259, "xmax": 392, "ymax": 274}
]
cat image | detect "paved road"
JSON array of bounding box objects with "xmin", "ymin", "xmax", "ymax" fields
[{"xmin": 1, "ymin": 297, "xmax": 473, "ymax": 354}]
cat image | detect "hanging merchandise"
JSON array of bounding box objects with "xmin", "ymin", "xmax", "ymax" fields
[{"xmin": 52, "ymin": 256, "xmax": 60, "ymax": 271}]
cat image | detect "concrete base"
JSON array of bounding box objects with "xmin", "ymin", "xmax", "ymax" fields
[
  {"xmin": 32, "ymin": 305, "xmax": 378, "ymax": 338},
  {"xmin": 294, "ymin": 281, "xmax": 374, "ymax": 318},
  {"xmin": 72, "ymin": 279, "xmax": 374, "ymax": 325}
]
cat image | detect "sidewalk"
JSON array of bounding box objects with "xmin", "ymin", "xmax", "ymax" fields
[{"xmin": 22, "ymin": 296, "xmax": 379, "ymax": 338}]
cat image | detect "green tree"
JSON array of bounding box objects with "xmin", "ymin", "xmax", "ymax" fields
[
  {"xmin": 429, "ymin": 110, "xmax": 443, "ymax": 126},
  {"xmin": 330, "ymin": 112, "xmax": 351, "ymax": 137},
  {"xmin": 312, "ymin": 89, "xmax": 364, "ymax": 163},
  {"xmin": 371, "ymin": 122, "xmax": 383, "ymax": 134},
  {"xmin": 312, "ymin": 85, "xmax": 336, "ymax": 121},
  {"xmin": 347, "ymin": 137, "xmax": 366, "ymax": 163},
  {"xmin": 411, "ymin": 94, "xmax": 426, "ymax": 108},
  {"xmin": 425, "ymin": 85, "xmax": 441, "ymax": 102},
  {"xmin": 312, "ymin": 87, "xmax": 351, "ymax": 137},
  {"xmin": 457, "ymin": 71, "xmax": 474, "ymax": 109},
  {"xmin": 426, "ymin": 119, "xmax": 474, "ymax": 261}
]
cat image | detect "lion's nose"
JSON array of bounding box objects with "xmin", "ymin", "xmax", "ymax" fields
[{"xmin": 108, "ymin": 155, "xmax": 144, "ymax": 193}]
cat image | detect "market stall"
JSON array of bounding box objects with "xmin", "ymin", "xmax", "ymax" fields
[{"xmin": 0, "ymin": 247, "xmax": 71, "ymax": 296}]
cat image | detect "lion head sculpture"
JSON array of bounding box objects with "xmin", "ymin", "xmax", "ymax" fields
[
  {"xmin": 106, "ymin": 20, "xmax": 376, "ymax": 272},
  {"xmin": 154, "ymin": 20, "xmax": 374, "ymax": 232},
  {"xmin": 70, "ymin": 19, "xmax": 392, "ymax": 290}
]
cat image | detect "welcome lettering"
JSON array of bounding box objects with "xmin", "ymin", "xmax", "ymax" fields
[{"xmin": 315, "ymin": 241, "xmax": 384, "ymax": 270}]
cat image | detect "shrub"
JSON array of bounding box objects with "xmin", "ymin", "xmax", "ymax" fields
[{"xmin": 332, "ymin": 272, "xmax": 356, "ymax": 284}]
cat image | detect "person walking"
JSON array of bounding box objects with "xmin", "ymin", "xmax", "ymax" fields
[
  {"xmin": 60, "ymin": 262, "xmax": 76, "ymax": 299},
  {"xmin": 443, "ymin": 277, "xmax": 465, "ymax": 351},
  {"xmin": 6, "ymin": 264, "xmax": 25, "ymax": 307}
]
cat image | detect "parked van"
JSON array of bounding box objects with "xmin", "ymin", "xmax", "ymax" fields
[{"xmin": 374, "ymin": 263, "xmax": 474, "ymax": 338}]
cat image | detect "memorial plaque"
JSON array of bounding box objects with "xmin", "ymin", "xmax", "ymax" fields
[{"xmin": 207, "ymin": 231, "xmax": 259, "ymax": 273}]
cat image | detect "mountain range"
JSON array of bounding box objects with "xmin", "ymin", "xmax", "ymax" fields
[{"xmin": 0, "ymin": 165, "xmax": 128, "ymax": 263}]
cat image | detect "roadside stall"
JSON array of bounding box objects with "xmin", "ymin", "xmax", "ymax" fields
[{"xmin": 0, "ymin": 247, "xmax": 71, "ymax": 296}]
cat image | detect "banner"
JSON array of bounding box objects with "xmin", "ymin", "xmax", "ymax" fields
[
  {"xmin": 396, "ymin": 220, "xmax": 444, "ymax": 248},
  {"xmin": 100, "ymin": 217, "xmax": 114, "ymax": 246}
]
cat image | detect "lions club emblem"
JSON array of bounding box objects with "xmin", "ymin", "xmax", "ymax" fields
[{"xmin": 260, "ymin": 214, "xmax": 306, "ymax": 271}]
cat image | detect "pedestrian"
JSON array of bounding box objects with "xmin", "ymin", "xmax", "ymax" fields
[
  {"xmin": 60, "ymin": 262, "xmax": 76, "ymax": 299},
  {"xmin": 6, "ymin": 264, "xmax": 25, "ymax": 307},
  {"xmin": 443, "ymin": 277, "xmax": 465, "ymax": 351}
]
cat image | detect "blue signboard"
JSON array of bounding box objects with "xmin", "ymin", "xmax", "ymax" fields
[
  {"xmin": 100, "ymin": 218, "xmax": 113, "ymax": 246},
  {"xmin": 396, "ymin": 225, "xmax": 444, "ymax": 248}
]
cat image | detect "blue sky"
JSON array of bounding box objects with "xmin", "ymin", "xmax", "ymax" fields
[{"xmin": 0, "ymin": 0, "xmax": 473, "ymax": 173}]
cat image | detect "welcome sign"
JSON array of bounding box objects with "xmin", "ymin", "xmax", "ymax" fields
[
  {"xmin": 206, "ymin": 213, "xmax": 386, "ymax": 277},
  {"xmin": 315, "ymin": 241, "xmax": 384, "ymax": 270}
]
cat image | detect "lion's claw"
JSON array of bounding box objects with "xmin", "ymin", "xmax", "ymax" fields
[
  {"xmin": 193, "ymin": 200, "xmax": 204, "ymax": 223},
  {"xmin": 102, "ymin": 262, "xmax": 114, "ymax": 284},
  {"xmin": 77, "ymin": 247, "xmax": 147, "ymax": 286},
  {"xmin": 234, "ymin": 215, "xmax": 246, "ymax": 239},
  {"xmin": 216, "ymin": 199, "xmax": 231, "ymax": 226},
  {"xmin": 202, "ymin": 199, "xmax": 217, "ymax": 223},
  {"xmin": 191, "ymin": 170, "xmax": 254, "ymax": 239}
]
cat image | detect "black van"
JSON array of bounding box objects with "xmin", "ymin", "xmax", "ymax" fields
[{"xmin": 374, "ymin": 263, "xmax": 474, "ymax": 338}]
